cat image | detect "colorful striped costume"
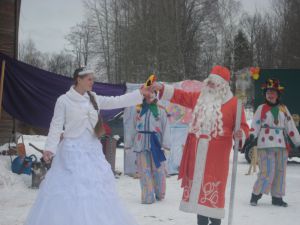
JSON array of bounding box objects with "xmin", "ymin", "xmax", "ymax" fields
[
  {"xmin": 251, "ymin": 104, "xmax": 300, "ymax": 197},
  {"xmin": 127, "ymin": 101, "xmax": 170, "ymax": 204}
]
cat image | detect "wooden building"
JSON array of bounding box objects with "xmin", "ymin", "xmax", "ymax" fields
[{"xmin": 0, "ymin": 0, "xmax": 21, "ymax": 145}]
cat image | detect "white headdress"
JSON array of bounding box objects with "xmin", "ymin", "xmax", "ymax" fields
[{"xmin": 78, "ymin": 67, "xmax": 94, "ymax": 76}]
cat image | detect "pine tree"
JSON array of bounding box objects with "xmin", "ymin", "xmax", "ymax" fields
[{"xmin": 233, "ymin": 30, "xmax": 251, "ymax": 71}]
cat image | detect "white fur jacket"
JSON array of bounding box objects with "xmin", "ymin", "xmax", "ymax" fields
[{"xmin": 45, "ymin": 86, "xmax": 143, "ymax": 154}]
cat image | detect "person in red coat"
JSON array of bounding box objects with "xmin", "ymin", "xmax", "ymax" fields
[{"xmin": 151, "ymin": 65, "xmax": 249, "ymax": 225}]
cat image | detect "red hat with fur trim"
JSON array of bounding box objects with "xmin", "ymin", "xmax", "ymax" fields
[{"xmin": 210, "ymin": 65, "xmax": 231, "ymax": 82}]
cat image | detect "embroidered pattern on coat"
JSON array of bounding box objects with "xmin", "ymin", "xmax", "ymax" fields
[{"xmin": 200, "ymin": 181, "xmax": 221, "ymax": 208}]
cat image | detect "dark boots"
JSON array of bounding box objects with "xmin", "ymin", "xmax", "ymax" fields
[
  {"xmin": 250, "ymin": 193, "xmax": 262, "ymax": 206},
  {"xmin": 197, "ymin": 215, "xmax": 221, "ymax": 225},
  {"xmin": 272, "ymin": 197, "xmax": 288, "ymax": 207},
  {"xmin": 250, "ymin": 194, "xmax": 288, "ymax": 207}
]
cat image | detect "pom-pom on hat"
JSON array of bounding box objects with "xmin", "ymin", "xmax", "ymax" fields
[{"xmin": 209, "ymin": 65, "xmax": 231, "ymax": 82}]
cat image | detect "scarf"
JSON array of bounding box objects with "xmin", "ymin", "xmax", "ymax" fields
[
  {"xmin": 139, "ymin": 100, "xmax": 159, "ymax": 118},
  {"xmin": 261, "ymin": 104, "xmax": 280, "ymax": 124}
]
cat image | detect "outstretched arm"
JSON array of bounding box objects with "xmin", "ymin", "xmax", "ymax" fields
[
  {"xmin": 152, "ymin": 82, "xmax": 200, "ymax": 109},
  {"xmin": 96, "ymin": 86, "xmax": 149, "ymax": 110}
]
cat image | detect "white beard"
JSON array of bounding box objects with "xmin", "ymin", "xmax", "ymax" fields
[{"xmin": 189, "ymin": 78, "xmax": 232, "ymax": 139}]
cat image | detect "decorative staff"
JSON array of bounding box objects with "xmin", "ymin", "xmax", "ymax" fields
[{"xmin": 228, "ymin": 67, "xmax": 255, "ymax": 225}]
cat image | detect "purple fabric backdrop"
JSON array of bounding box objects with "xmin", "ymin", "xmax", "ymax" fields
[{"xmin": 0, "ymin": 52, "xmax": 126, "ymax": 129}]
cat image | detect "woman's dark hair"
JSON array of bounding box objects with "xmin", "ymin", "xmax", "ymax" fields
[
  {"xmin": 87, "ymin": 91, "xmax": 98, "ymax": 111},
  {"xmin": 73, "ymin": 67, "xmax": 87, "ymax": 85},
  {"xmin": 87, "ymin": 91, "xmax": 104, "ymax": 137}
]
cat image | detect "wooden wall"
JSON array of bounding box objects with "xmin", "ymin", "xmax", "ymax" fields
[{"xmin": 0, "ymin": 0, "xmax": 21, "ymax": 145}]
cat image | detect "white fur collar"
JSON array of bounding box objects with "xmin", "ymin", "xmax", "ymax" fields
[
  {"xmin": 66, "ymin": 86, "xmax": 94, "ymax": 102},
  {"xmin": 222, "ymin": 91, "xmax": 233, "ymax": 104}
]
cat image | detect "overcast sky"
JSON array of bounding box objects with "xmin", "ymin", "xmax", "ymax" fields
[{"xmin": 19, "ymin": 0, "xmax": 271, "ymax": 54}]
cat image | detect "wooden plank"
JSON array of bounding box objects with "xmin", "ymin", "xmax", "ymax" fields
[
  {"xmin": 0, "ymin": 0, "xmax": 21, "ymax": 144},
  {"xmin": 0, "ymin": 0, "xmax": 21, "ymax": 57},
  {"xmin": 0, "ymin": 111, "xmax": 13, "ymax": 141},
  {"xmin": 0, "ymin": 60, "xmax": 6, "ymax": 119}
]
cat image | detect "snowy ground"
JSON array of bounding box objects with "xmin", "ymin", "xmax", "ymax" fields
[{"xmin": 1, "ymin": 135, "xmax": 300, "ymax": 225}]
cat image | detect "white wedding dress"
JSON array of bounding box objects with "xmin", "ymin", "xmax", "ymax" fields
[{"xmin": 24, "ymin": 129, "xmax": 138, "ymax": 225}]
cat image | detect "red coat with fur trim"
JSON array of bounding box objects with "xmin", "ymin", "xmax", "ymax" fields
[{"xmin": 161, "ymin": 85, "xmax": 249, "ymax": 218}]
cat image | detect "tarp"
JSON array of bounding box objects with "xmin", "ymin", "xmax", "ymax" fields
[{"xmin": 0, "ymin": 52, "xmax": 127, "ymax": 129}]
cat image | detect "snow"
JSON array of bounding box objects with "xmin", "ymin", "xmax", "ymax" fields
[{"xmin": 1, "ymin": 135, "xmax": 300, "ymax": 225}]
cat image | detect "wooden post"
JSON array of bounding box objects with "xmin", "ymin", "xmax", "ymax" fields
[
  {"xmin": 228, "ymin": 99, "xmax": 242, "ymax": 225},
  {"xmin": 0, "ymin": 60, "xmax": 6, "ymax": 120},
  {"xmin": 228, "ymin": 68, "xmax": 252, "ymax": 225}
]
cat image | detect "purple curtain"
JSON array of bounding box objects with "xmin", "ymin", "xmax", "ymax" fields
[{"xmin": 0, "ymin": 52, "xmax": 126, "ymax": 129}]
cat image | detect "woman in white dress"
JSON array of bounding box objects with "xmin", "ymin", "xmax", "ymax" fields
[{"xmin": 24, "ymin": 67, "xmax": 148, "ymax": 225}]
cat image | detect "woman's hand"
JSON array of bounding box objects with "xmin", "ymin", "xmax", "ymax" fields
[
  {"xmin": 150, "ymin": 81, "xmax": 163, "ymax": 92},
  {"xmin": 234, "ymin": 129, "xmax": 243, "ymax": 140},
  {"xmin": 140, "ymin": 81, "xmax": 163, "ymax": 97},
  {"xmin": 139, "ymin": 85, "xmax": 152, "ymax": 97},
  {"xmin": 43, "ymin": 150, "xmax": 54, "ymax": 164}
]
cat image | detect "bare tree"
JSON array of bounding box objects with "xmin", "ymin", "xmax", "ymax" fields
[
  {"xmin": 19, "ymin": 38, "xmax": 76, "ymax": 77},
  {"xmin": 18, "ymin": 38, "xmax": 46, "ymax": 69},
  {"xmin": 83, "ymin": 0, "xmax": 114, "ymax": 82},
  {"xmin": 217, "ymin": 0, "xmax": 241, "ymax": 71},
  {"xmin": 238, "ymin": 0, "xmax": 300, "ymax": 69},
  {"xmin": 273, "ymin": 0, "xmax": 300, "ymax": 68},
  {"xmin": 112, "ymin": 0, "xmax": 223, "ymax": 82},
  {"xmin": 56, "ymin": 0, "xmax": 298, "ymax": 83},
  {"xmin": 240, "ymin": 11, "xmax": 263, "ymax": 66},
  {"xmin": 46, "ymin": 52, "xmax": 75, "ymax": 77},
  {"xmin": 65, "ymin": 21, "xmax": 92, "ymax": 68}
]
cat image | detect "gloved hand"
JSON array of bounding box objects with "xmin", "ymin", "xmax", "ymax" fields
[
  {"xmin": 249, "ymin": 134, "xmax": 255, "ymax": 142},
  {"xmin": 247, "ymin": 133, "xmax": 257, "ymax": 147}
]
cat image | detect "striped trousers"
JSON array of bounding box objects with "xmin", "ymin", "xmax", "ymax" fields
[
  {"xmin": 252, "ymin": 148, "xmax": 288, "ymax": 197},
  {"xmin": 136, "ymin": 151, "xmax": 166, "ymax": 204}
]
